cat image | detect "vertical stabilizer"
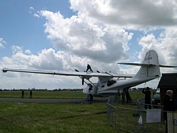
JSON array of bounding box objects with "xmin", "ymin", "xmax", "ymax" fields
[{"xmin": 134, "ymin": 50, "xmax": 160, "ymax": 79}]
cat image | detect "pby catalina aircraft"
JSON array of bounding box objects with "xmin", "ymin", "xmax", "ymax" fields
[{"xmin": 2, "ymin": 50, "xmax": 177, "ymax": 101}]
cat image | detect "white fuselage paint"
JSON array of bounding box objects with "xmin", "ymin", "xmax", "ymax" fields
[{"xmin": 83, "ymin": 76, "xmax": 156, "ymax": 97}]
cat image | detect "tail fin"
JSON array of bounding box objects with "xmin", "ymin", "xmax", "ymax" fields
[
  {"xmin": 119, "ymin": 50, "xmax": 177, "ymax": 81},
  {"xmin": 119, "ymin": 50, "xmax": 160, "ymax": 80},
  {"xmin": 134, "ymin": 50, "xmax": 160, "ymax": 79}
]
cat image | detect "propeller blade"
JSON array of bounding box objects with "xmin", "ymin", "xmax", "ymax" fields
[{"xmin": 75, "ymin": 69, "xmax": 79, "ymax": 72}]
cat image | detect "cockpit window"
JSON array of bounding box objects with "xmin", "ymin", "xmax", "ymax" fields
[{"xmin": 107, "ymin": 80, "xmax": 116, "ymax": 86}]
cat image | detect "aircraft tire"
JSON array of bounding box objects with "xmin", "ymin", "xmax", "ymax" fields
[{"xmin": 87, "ymin": 94, "xmax": 93, "ymax": 101}]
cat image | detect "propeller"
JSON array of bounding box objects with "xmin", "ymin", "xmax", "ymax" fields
[
  {"xmin": 75, "ymin": 69, "xmax": 85, "ymax": 85},
  {"xmin": 75, "ymin": 69, "xmax": 79, "ymax": 72}
]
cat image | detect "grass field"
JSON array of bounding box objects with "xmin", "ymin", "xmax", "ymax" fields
[
  {"xmin": 0, "ymin": 90, "xmax": 145, "ymax": 133},
  {"xmin": 0, "ymin": 90, "xmax": 145, "ymax": 99},
  {"xmin": 0, "ymin": 102, "xmax": 116, "ymax": 133},
  {"xmin": 0, "ymin": 90, "xmax": 86, "ymax": 99}
]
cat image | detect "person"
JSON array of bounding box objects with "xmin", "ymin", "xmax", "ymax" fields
[
  {"xmin": 163, "ymin": 90, "xmax": 176, "ymax": 133},
  {"xmin": 117, "ymin": 89, "xmax": 120, "ymax": 97},
  {"xmin": 122, "ymin": 89, "xmax": 125, "ymax": 104},
  {"xmin": 30, "ymin": 90, "xmax": 32, "ymax": 98},
  {"xmin": 142, "ymin": 87, "xmax": 151, "ymax": 109},
  {"xmin": 21, "ymin": 90, "xmax": 24, "ymax": 98},
  {"xmin": 125, "ymin": 88, "xmax": 132, "ymax": 103},
  {"xmin": 86, "ymin": 64, "xmax": 93, "ymax": 72},
  {"xmin": 114, "ymin": 89, "xmax": 120, "ymax": 103}
]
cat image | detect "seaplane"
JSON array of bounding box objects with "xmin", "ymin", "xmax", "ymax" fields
[{"xmin": 2, "ymin": 50, "xmax": 177, "ymax": 101}]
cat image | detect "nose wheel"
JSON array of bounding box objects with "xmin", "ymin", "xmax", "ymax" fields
[{"xmin": 87, "ymin": 94, "xmax": 93, "ymax": 101}]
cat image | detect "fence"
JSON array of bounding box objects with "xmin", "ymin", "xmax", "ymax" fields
[
  {"xmin": 107, "ymin": 96, "xmax": 117, "ymax": 128},
  {"xmin": 107, "ymin": 96, "xmax": 177, "ymax": 133}
]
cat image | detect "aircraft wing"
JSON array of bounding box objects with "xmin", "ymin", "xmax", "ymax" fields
[{"xmin": 2, "ymin": 68, "xmax": 134, "ymax": 78}]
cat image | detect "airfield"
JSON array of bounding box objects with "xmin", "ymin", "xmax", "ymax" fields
[
  {"xmin": 0, "ymin": 90, "xmax": 164, "ymax": 133},
  {"xmin": 0, "ymin": 90, "xmax": 108, "ymax": 103},
  {"xmin": 0, "ymin": 90, "xmax": 117, "ymax": 133},
  {"xmin": 0, "ymin": 97, "xmax": 107, "ymax": 104}
]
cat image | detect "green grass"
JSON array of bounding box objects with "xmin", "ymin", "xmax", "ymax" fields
[
  {"xmin": 0, "ymin": 90, "xmax": 144, "ymax": 99},
  {"xmin": 0, "ymin": 90, "xmax": 145, "ymax": 133},
  {"xmin": 129, "ymin": 90, "xmax": 144, "ymax": 100},
  {"xmin": 114, "ymin": 104, "xmax": 165, "ymax": 133},
  {"xmin": 0, "ymin": 102, "xmax": 115, "ymax": 133},
  {"xmin": 0, "ymin": 91, "xmax": 86, "ymax": 99}
]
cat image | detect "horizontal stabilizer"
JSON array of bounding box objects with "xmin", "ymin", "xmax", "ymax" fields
[
  {"xmin": 118, "ymin": 63, "xmax": 156, "ymax": 66},
  {"xmin": 159, "ymin": 65, "xmax": 177, "ymax": 68},
  {"xmin": 119, "ymin": 63, "xmax": 177, "ymax": 68}
]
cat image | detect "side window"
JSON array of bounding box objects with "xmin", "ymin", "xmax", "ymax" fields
[{"xmin": 107, "ymin": 80, "xmax": 116, "ymax": 86}]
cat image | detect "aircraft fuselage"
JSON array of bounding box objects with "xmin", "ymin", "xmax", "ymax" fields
[{"xmin": 83, "ymin": 77, "xmax": 156, "ymax": 97}]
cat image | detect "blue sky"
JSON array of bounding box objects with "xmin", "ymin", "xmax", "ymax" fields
[
  {"xmin": 0, "ymin": 0, "xmax": 74, "ymax": 57},
  {"xmin": 0, "ymin": 0, "xmax": 177, "ymax": 89}
]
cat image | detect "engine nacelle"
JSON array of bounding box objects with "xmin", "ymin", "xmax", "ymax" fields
[{"xmin": 83, "ymin": 84, "xmax": 95, "ymax": 95}]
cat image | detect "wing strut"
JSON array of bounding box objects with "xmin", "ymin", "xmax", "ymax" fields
[
  {"xmin": 82, "ymin": 77, "xmax": 84, "ymax": 85},
  {"xmin": 75, "ymin": 69, "xmax": 89, "ymax": 85}
]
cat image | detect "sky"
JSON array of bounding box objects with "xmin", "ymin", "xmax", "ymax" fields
[{"xmin": 0, "ymin": 0, "xmax": 177, "ymax": 90}]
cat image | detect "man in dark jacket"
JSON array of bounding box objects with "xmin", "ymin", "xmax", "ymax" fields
[
  {"xmin": 163, "ymin": 90, "xmax": 176, "ymax": 133},
  {"xmin": 142, "ymin": 87, "xmax": 151, "ymax": 109},
  {"xmin": 86, "ymin": 64, "xmax": 93, "ymax": 72}
]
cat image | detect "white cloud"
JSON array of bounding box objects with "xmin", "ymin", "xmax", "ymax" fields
[
  {"xmin": 29, "ymin": 7, "xmax": 34, "ymax": 11},
  {"xmin": 25, "ymin": 49, "xmax": 31, "ymax": 54},
  {"xmin": 70, "ymin": 0, "xmax": 177, "ymax": 27},
  {"xmin": 29, "ymin": 6, "xmax": 35, "ymax": 14},
  {"xmin": 40, "ymin": 10, "xmax": 132, "ymax": 64},
  {"xmin": 34, "ymin": 13, "xmax": 40, "ymax": 18},
  {"xmin": 29, "ymin": 6, "xmax": 40, "ymax": 18},
  {"xmin": 137, "ymin": 28, "xmax": 177, "ymax": 74},
  {"xmin": 12, "ymin": 46, "xmax": 23, "ymax": 54},
  {"xmin": 0, "ymin": 38, "xmax": 6, "ymax": 48},
  {"xmin": 0, "ymin": 46, "xmax": 87, "ymax": 89},
  {"xmin": 1, "ymin": 1, "xmax": 177, "ymax": 89}
]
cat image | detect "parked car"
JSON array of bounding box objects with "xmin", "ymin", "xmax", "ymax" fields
[{"xmin": 151, "ymin": 92, "xmax": 160, "ymax": 108}]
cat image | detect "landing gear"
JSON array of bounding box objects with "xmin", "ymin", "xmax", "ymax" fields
[
  {"xmin": 87, "ymin": 94, "xmax": 93, "ymax": 101},
  {"xmin": 124, "ymin": 87, "xmax": 132, "ymax": 103}
]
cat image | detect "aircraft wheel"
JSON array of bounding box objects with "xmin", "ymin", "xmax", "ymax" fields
[{"xmin": 87, "ymin": 94, "xmax": 93, "ymax": 101}]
